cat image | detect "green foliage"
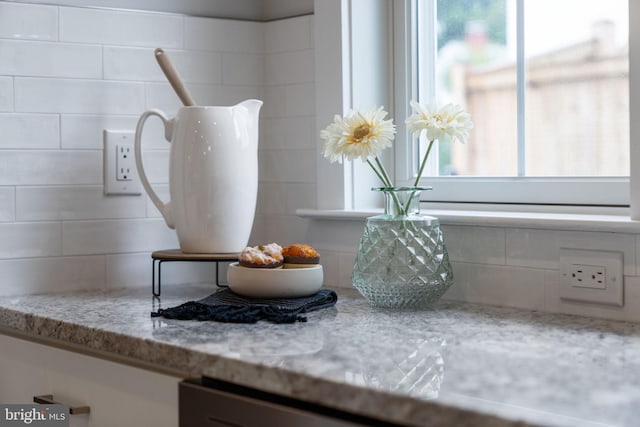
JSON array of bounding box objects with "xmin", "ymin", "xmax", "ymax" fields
[{"xmin": 437, "ymin": 0, "xmax": 507, "ymax": 50}]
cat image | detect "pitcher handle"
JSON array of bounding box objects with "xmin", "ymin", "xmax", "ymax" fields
[{"xmin": 134, "ymin": 109, "xmax": 175, "ymax": 229}]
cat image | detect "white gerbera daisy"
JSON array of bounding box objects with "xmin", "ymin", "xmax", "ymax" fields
[
  {"xmin": 320, "ymin": 107, "xmax": 396, "ymax": 163},
  {"xmin": 406, "ymin": 100, "xmax": 473, "ymax": 144}
]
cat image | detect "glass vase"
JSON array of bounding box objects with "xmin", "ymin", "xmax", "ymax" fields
[{"xmin": 352, "ymin": 187, "xmax": 453, "ymax": 309}]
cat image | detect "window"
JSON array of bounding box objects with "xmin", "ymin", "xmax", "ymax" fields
[{"xmin": 394, "ymin": 0, "xmax": 631, "ymax": 206}]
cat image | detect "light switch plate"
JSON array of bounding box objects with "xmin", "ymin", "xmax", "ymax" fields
[{"xmin": 559, "ymin": 248, "xmax": 623, "ymax": 306}]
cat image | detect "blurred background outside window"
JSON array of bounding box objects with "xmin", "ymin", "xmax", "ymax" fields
[{"xmin": 429, "ymin": 0, "xmax": 629, "ymax": 178}]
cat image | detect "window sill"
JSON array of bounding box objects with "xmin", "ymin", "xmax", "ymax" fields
[{"xmin": 296, "ymin": 205, "xmax": 640, "ymax": 233}]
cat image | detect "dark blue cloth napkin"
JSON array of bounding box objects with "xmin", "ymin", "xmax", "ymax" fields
[{"xmin": 151, "ymin": 288, "xmax": 338, "ymax": 324}]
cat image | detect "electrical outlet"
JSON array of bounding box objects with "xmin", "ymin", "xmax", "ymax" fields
[
  {"xmin": 568, "ymin": 264, "xmax": 606, "ymax": 289},
  {"xmin": 559, "ymin": 248, "xmax": 623, "ymax": 306},
  {"xmin": 103, "ymin": 130, "xmax": 141, "ymax": 195},
  {"xmin": 116, "ymin": 144, "xmax": 134, "ymax": 181}
]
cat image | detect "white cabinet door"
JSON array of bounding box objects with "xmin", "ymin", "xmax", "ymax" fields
[{"xmin": 0, "ymin": 334, "xmax": 180, "ymax": 427}]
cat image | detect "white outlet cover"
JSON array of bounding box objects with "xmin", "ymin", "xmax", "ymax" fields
[
  {"xmin": 559, "ymin": 248, "xmax": 623, "ymax": 306},
  {"xmin": 103, "ymin": 130, "xmax": 142, "ymax": 195}
]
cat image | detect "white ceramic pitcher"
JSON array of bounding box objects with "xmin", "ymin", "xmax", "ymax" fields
[{"xmin": 134, "ymin": 100, "xmax": 263, "ymax": 253}]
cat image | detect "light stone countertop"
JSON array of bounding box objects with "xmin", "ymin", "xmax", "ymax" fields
[{"xmin": 0, "ymin": 283, "xmax": 639, "ymax": 427}]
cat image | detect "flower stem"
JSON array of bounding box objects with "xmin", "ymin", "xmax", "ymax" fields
[
  {"xmin": 375, "ymin": 157, "xmax": 394, "ymax": 188},
  {"xmin": 367, "ymin": 159, "xmax": 391, "ymax": 187},
  {"xmin": 402, "ymin": 139, "xmax": 435, "ymax": 215},
  {"xmin": 413, "ymin": 139, "xmax": 435, "ymax": 187},
  {"xmin": 371, "ymin": 157, "xmax": 404, "ymax": 215}
]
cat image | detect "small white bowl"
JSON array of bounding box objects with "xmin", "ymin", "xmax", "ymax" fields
[{"xmin": 227, "ymin": 262, "xmax": 323, "ymax": 298}]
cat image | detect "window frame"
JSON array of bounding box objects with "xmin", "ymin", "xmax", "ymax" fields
[
  {"xmin": 314, "ymin": 0, "xmax": 639, "ymax": 216},
  {"xmin": 392, "ymin": 0, "xmax": 633, "ymax": 207}
]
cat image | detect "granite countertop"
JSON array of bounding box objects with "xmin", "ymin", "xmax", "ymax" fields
[{"xmin": 0, "ymin": 283, "xmax": 639, "ymax": 427}]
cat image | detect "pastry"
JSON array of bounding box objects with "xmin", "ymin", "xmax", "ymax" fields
[
  {"xmin": 239, "ymin": 243, "xmax": 284, "ymax": 268},
  {"xmin": 282, "ymin": 244, "xmax": 320, "ymax": 269}
]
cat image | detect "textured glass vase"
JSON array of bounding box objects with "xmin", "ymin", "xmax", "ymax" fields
[{"xmin": 352, "ymin": 187, "xmax": 453, "ymax": 309}]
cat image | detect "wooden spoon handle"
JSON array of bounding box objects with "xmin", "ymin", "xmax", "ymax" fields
[{"xmin": 154, "ymin": 48, "xmax": 196, "ymax": 107}]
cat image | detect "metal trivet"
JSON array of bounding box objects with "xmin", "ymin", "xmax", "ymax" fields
[{"xmin": 151, "ymin": 249, "xmax": 239, "ymax": 296}]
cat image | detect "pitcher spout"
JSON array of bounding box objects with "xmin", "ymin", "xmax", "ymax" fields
[{"xmin": 235, "ymin": 99, "xmax": 263, "ymax": 117}]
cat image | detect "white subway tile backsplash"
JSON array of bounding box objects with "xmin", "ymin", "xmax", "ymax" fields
[
  {"xmin": 265, "ymin": 16, "xmax": 312, "ymax": 53},
  {"xmin": 443, "ymin": 262, "xmax": 546, "ymax": 310},
  {"xmin": 285, "ymin": 83, "xmax": 315, "ymax": 116},
  {"xmin": 307, "ymin": 219, "xmax": 365, "ymax": 253},
  {"xmin": 0, "ymin": 151, "xmax": 101, "ymax": 185},
  {"xmin": 261, "ymin": 86, "xmax": 284, "ymax": 118},
  {"xmin": 0, "ymin": 188, "xmax": 15, "ymax": 222},
  {"xmin": 194, "ymin": 85, "xmax": 264, "ymax": 109},
  {"xmin": 0, "ymin": 114, "xmax": 59, "ymax": 149},
  {"xmin": 0, "ymin": 2, "xmax": 57, "ymax": 41},
  {"xmin": 257, "ymin": 183, "xmax": 287, "ymax": 215},
  {"xmin": 0, "ymin": 256, "xmax": 105, "ymax": 296},
  {"xmin": 166, "ymin": 51, "xmax": 222, "ymax": 85},
  {"xmin": 286, "ymin": 183, "xmax": 316, "ymax": 213},
  {"xmin": 0, "ymin": 40, "xmax": 101, "ymax": 79},
  {"xmin": 137, "ymin": 118, "xmax": 171, "ymax": 150},
  {"xmin": 105, "ymin": 253, "xmax": 150, "ymax": 289},
  {"xmin": 60, "ymin": 114, "xmax": 167, "ymax": 151},
  {"xmin": 0, "ymin": 222, "xmax": 61, "ymax": 258},
  {"xmin": 137, "ymin": 150, "xmax": 170, "ymax": 184},
  {"xmin": 169, "ymin": 51, "xmax": 223, "ymax": 84},
  {"xmin": 261, "ymin": 116, "xmax": 315, "ymax": 150},
  {"xmin": 146, "ymin": 82, "xmax": 263, "ymax": 115},
  {"xmin": 0, "ymin": 7, "xmax": 319, "ymax": 294},
  {"xmin": 106, "ymin": 252, "xmax": 216, "ymax": 289},
  {"xmin": 0, "ymin": 77, "xmax": 13, "ymax": 112},
  {"xmin": 222, "ymin": 53, "xmax": 264, "ymax": 86},
  {"xmin": 442, "ymin": 225, "xmax": 506, "ymax": 265},
  {"xmin": 337, "ymin": 251, "xmax": 357, "ymax": 288},
  {"xmin": 265, "ymin": 50, "xmax": 314, "ymax": 85},
  {"xmin": 104, "ymin": 47, "xmax": 222, "ymax": 84},
  {"xmin": 506, "ymin": 229, "xmax": 636, "ymax": 276},
  {"xmin": 247, "ymin": 215, "xmax": 267, "ymax": 245},
  {"xmin": 184, "ymin": 17, "xmax": 263, "ymax": 53},
  {"xmin": 103, "ymin": 46, "xmax": 164, "ymax": 82},
  {"xmin": 59, "ymin": 7, "xmax": 182, "ymax": 48},
  {"xmin": 62, "ymin": 218, "xmax": 178, "ymax": 255},
  {"xmin": 318, "ymin": 251, "xmax": 339, "ymax": 288},
  {"xmin": 61, "ymin": 115, "xmax": 138, "ymax": 149},
  {"xmin": 258, "ymin": 149, "xmax": 316, "ymax": 183},
  {"xmin": 145, "ymin": 184, "xmax": 169, "ymax": 218},
  {"xmin": 144, "ymin": 83, "xmax": 187, "ymax": 116},
  {"xmin": 15, "ymin": 78, "xmax": 145, "ymax": 114},
  {"xmin": 16, "ymin": 186, "xmax": 146, "ymax": 221},
  {"xmin": 262, "ymin": 83, "xmax": 314, "ymax": 118},
  {"xmin": 250, "ymin": 214, "xmax": 310, "ymax": 248}
]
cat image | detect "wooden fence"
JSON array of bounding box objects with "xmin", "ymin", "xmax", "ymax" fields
[{"xmin": 451, "ymin": 37, "xmax": 629, "ymax": 177}]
